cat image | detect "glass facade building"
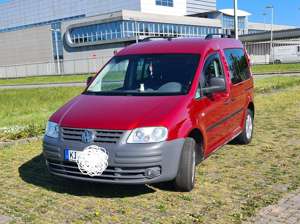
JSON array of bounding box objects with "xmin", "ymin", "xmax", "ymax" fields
[
  {"xmin": 155, "ymin": 0, "xmax": 174, "ymax": 7},
  {"xmin": 222, "ymin": 15, "xmax": 247, "ymax": 34},
  {"xmin": 51, "ymin": 22, "xmax": 64, "ymax": 59},
  {"xmin": 69, "ymin": 20, "xmax": 220, "ymax": 45},
  {"xmin": 0, "ymin": 0, "xmax": 141, "ymax": 31},
  {"xmin": 1, "ymin": 0, "xmax": 286, "ymax": 72}
]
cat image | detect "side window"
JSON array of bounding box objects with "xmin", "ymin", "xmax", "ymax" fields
[
  {"xmin": 196, "ymin": 53, "xmax": 225, "ymax": 98},
  {"xmin": 224, "ymin": 48, "xmax": 251, "ymax": 85}
]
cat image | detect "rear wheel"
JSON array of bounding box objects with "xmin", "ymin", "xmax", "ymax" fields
[
  {"xmin": 174, "ymin": 138, "xmax": 197, "ymax": 192},
  {"xmin": 235, "ymin": 109, "xmax": 254, "ymax": 144}
]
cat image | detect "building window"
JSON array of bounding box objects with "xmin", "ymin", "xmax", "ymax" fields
[
  {"xmin": 68, "ymin": 20, "xmax": 220, "ymax": 45},
  {"xmin": 222, "ymin": 15, "xmax": 246, "ymax": 30},
  {"xmin": 156, "ymin": 0, "xmax": 173, "ymax": 7},
  {"xmin": 51, "ymin": 22, "xmax": 63, "ymax": 60},
  {"xmin": 248, "ymin": 29, "xmax": 265, "ymax": 34}
]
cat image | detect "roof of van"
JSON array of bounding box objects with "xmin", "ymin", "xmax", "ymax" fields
[{"xmin": 117, "ymin": 38, "xmax": 243, "ymax": 56}]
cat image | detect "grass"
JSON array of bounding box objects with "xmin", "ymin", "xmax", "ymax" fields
[
  {"xmin": 0, "ymin": 84, "xmax": 299, "ymax": 223},
  {"xmin": 0, "ymin": 63, "xmax": 299, "ymax": 86},
  {"xmin": 0, "ymin": 74, "xmax": 90, "ymax": 86},
  {"xmin": 0, "ymin": 72, "xmax": 123, "ymax": 86},
  {"xmin": 252, "ymin": 63, "xmax": 300, "ymax": 74},
  {"xmin": 0, "ymin": 87, "xmax": 83, "ymax": 141},
  {"xmin": 255, "ymin": 76, "xmax": 300, "ymax": 94},
  {"xmin": 1, "ymin": 76, "xmax": 300, "ymax": 141}
]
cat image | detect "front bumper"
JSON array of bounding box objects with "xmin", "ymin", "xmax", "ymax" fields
[{"xmin": 43, "ymin": 132, "xmax": 184, "ymax": 184}]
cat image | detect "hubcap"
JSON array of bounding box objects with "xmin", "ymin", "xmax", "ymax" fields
[
  {"xmin": 245, "ymin": 114, "xmax": 253, "ymax": 140},
  {"xmin": 191, "ymin": 149, "xmax": 196, "ymax": 183}
]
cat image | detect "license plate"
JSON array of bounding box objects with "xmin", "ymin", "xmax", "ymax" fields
[{"xmin": 65, "ymin": 149, "xmax": 80, "ymax": 162}]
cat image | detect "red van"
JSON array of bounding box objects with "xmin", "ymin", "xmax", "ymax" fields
[{"xmin": 43, "ymin": 36, "xmax": 254, "ymax": 192}]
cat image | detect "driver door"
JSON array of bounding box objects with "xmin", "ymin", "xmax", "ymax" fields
[{"xmin": 195, "ymin": 52, "xmax": 231, "ymax": 156}]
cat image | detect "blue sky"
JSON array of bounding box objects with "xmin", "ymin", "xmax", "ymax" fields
[
  {"xmin": 217, "ymin": 0, "xmax": 300, "ymax": 27},
  {"xmin": 0, "ymin": 0, "xmax": 299, "ymax": 27}
]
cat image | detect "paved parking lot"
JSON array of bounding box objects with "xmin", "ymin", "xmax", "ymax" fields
[
  {"xmin": 0, "ymin": 215, "xmax": 11, "ymax": 224},
  {"xmin": 247, "ymin": 188, "xmax": 300, "ymax": 224}
]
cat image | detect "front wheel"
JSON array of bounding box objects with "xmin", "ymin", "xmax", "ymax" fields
[
  {"xmin": 235, "ymin": 109, "xmax": 254, "ymax": 144},
  {"xmin": 173, "ymin": 138, "xmax": 196, "ymax": 192}
]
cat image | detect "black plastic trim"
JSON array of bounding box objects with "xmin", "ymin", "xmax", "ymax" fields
[{"xmin": 206, "ymin": 108, "xmax": 243, "ymax": 132}]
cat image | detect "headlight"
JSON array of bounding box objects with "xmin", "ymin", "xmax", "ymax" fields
[
  {"xmin": 127, "ymin": 127, "xmax": 168, "ymax": 143},
  {"xmin": 45, "ymin": 121, "xmax": 59, "ymax": 138}
]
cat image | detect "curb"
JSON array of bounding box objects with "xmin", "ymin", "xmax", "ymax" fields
[
  {"xmin": 0, "ymin": 82, "xmax": 85, "ymax": 90},
  {"xmin": 0, "ymin": 215, "xmax": 11, "ymax": 224},
  {"xmin": 0, "ymin": 136, "xmax": 42, "ymax": 149},
  {"xmin": 253, "ymin": 71, "xmax": 300, "ymax": 76},
  {"xmin": 0, "ymin": 81, "xmax": 84, "ymax": 87}
]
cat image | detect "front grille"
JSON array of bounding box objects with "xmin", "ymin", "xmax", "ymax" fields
[
  {"xmin": 62, "ymin": 128, "xmax": 125, "ymax": 144},
  {"xmin": 47, "ymin": 159, "xmax": 160, "ymax": 181}
]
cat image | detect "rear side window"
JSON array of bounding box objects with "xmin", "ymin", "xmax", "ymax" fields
[{"xmin": 224, "ymin": 48, "xmax": 251, "ymax": 84}]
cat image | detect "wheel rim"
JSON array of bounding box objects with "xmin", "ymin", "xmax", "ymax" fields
[
  {"xmin": 191, "ymin": 149, "xmax": 196, "ymax": 184},
  {"xmin": 245, "ymin": 114, "xmax": 253, "ymax": 140}
]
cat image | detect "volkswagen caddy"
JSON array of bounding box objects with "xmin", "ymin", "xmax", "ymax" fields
[{"xmin": 43, "ymin": 36, "xmax": 254, "ymax": 192}]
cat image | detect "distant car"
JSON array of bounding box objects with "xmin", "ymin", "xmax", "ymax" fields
[{"xmin": 43, "ymin": 36, "xmax": 254, "ymax": 192}]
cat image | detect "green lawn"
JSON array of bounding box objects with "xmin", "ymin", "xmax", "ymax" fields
[
  {"xmin": 252, "ymin": 63, "xmax": 300, "ymax": 74},
  {"xmin": 1, "ymin": 76, "xmax": 300, "ymax": 141},
  {"xmin": 0, "ymin": 72, "xmax": 123, "ymax": 86},
  {"xmin": 0, "ymin": 74, "xmax": 90, "ymax": 86},
  {"xmin": 0, "ymin": 63, "xmax": 299, "ymax": 86},
  {"xmin": 0, "ymin": 87, "xmax": 83, "ymax": 141},
  {"xmin": 255, "ymin": 76, "xmax": 300, "ymax": 94},
  {"xmin": 0, "ymin": 84, "xmax": 299, "ymax": 223}
]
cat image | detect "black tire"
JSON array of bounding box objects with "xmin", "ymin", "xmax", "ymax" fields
[
  {"xmin": 235, "ymin": 109, "xmax": 254, "ymax": 144},
  {"xmin": 174, "ymin": 138, "xmax": 196, "ymax": 192},
  {"xmin": 274, "ymin": 59, "xmax": 281, "ymax": 64}
]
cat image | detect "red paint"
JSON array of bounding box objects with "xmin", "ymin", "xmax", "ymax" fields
[{"xmin": 50, "ymin": 38, "xmax": 254, "ymax": 158}]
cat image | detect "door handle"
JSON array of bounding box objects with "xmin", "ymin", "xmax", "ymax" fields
[
  {"xmin": 224, "ymin": 98, "xmax": 236, "ymax": 105},
  {"xmin": 224, "ymin": 98, "xmax": 232, "ymax": 105}
]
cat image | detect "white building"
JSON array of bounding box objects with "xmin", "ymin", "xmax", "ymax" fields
[{"xmin": 0, "ymin": 0, "xmax": 295, "ymax": 77}]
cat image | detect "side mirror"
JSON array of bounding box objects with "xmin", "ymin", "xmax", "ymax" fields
[
  {"xmin": 86, "ymin": 76, "xmax": 94, "ymax": 86},
  {"xmin": 202, "ymin": 77, "xmax": 226, "ymax": 95}
]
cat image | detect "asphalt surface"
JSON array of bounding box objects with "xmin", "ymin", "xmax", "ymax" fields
[{"xmin": 0, "ymin": 73, "xmax": 300, "ymax": 90}]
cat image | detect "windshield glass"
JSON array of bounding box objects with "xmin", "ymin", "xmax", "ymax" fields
[{"xmin": 85, "ymin": 54, "xmax": 200, "ymax": 96}]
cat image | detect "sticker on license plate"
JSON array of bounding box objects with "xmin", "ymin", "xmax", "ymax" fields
[{"xmin": 65, "ymin": 149, "xmax": 80, "ymax": 162}]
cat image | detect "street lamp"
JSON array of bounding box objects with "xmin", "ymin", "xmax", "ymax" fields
[
  {"xmin": 50, "ymin": 28, "xmax": 61, "ymax": 75},
  {"xmin": 262, "ymin": 12, "xmax": 267, "ymax": 31},
  {"xmin": 266, "ymin": 5, "xmax": 274, "ymax": 64},
  {"xmin": 234, "ymin": 0, "xmax": 238, "ymax": 39}
]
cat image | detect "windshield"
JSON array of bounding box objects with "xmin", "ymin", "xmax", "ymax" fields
[{"xmin": 85, "ymin": 54, "xmax": 200, "ymax": 96}]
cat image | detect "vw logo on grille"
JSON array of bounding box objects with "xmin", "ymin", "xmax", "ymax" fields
[{"xmin": 81, "ymin": 130, "xmax": 95, "ymax": 144}]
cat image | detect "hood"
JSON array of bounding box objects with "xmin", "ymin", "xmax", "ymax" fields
[{"xmin": 50, "ymin": 94, "xmax": 187, "ymax": 130}]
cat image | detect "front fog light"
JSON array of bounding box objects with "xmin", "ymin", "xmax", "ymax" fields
[
  {"xmin": 127, "ymin": 127, "xmax": 168, "ymax": 143},
  {"xmin": 145, "ymin": 167, "xmax": 161, "ymax": 179}
]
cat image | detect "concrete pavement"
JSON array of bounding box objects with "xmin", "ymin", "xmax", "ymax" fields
[
  {"xmin": 245, "ymin": 188, "xmax": 300, "ymax": 224},
  {"xmin": 0, "ymin": 215, "xmax": 11, "ymax": 224}
]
